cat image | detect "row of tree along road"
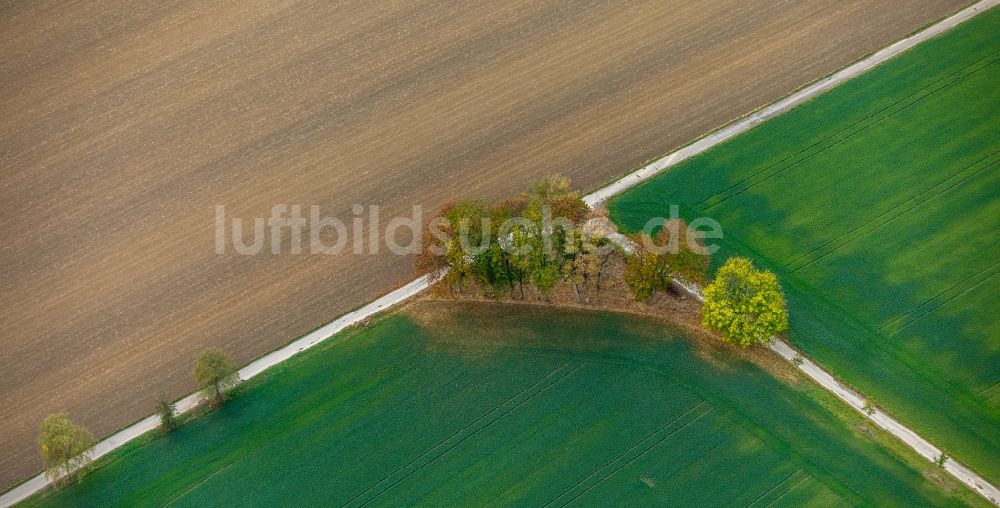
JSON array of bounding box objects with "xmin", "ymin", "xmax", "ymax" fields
[{"xmin": 39, "ymin": 349, "xmax": 238, "ymax": 486}]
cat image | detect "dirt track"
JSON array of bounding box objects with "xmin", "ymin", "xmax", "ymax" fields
[{"xmin": 0, "ymin": 0, "xmax": 968, "ymax": 489}]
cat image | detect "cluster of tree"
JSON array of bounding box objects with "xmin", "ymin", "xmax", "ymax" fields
[
  {"xmin": 416, "ymin": 176, "xmax": 613, "ymax": 303},
  {"xmin": 622, "ymin": 220, "xmax": 710, "ymax": 301},
  {"xmin": 415, "ymin": 175, "xmax": 789, "ymax": 351},
  {"xmin": 701, "ymin": 257, "xmax": 788, "ymax": 347},
  {"xmin": 39, "ymin": 348, "xmax": 239, "ymax": 485}
]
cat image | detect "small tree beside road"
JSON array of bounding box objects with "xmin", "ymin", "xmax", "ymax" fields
[
  {"xmin": 701, "ymin": 257, "xmax": 788, "ymax": 347},
  {"xmin": 936, "ymin": 452, "xmax": 949, "ymax": 468},
  {"xmin": 155, "ymin": 398, "xmax": 179, "ymax": 432},
  {"xmin": 194, "ymin": 349, "xmax": 239, "ymax": 406},
  {"xmin": 38, "ymin": 414, "xmax": 96, "ymax": 486},
  {"xmin": 623, "ymin": 220, "xmax": 709, "ymax": 302}
]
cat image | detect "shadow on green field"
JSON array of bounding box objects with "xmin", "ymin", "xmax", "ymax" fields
[
  {"xmin": 609, "ymin": 5, "xmax": 1000, "ymax": 486},
  {"xmin": 25, "ymin": 303, "xmax": 984, "ymax": 506}
]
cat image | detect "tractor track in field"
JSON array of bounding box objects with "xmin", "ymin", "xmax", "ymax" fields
[
  {"xmin": 555, "ymin": 407, "xmax": 714, "ymax": 507},
  {"xmin": 543, "ymin": 401, "xmax": 710, "ymax": 507},
  {"xmin": 889, "ymin": 269, "xmax": 1000, "ymax": 335},
  {"xmin": 699, "ymin": 49, "xmax": 1000, "ymax": 212},
  {"xmin": 784, "ymin": 152, "xmax": 1000, "ymax": 270},
  {"xmin": 346, "ymin": 363, "xmax": 582, "ymax": 507},
  {"xmin": 746, "ymin": 470, "xmax": 806, "ymax": 508},
  {"xmin": 789, "ymin": 153, "xmax": 1000, "ymax": 272},
  {"xmin": 879, "ymin": 259, "xmax": 1000, "ymax": 333}
]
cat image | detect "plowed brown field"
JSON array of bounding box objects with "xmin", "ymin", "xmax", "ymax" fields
[{"xmin": 0, "ymin": 0, "xmax": 967, "ymax": 489}]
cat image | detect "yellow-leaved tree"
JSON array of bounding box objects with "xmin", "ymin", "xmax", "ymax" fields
[
  {"xmin": 702, "ymin": 257, "xmax": 788, "ymax": 347},
  {"xmin": 39, "ymin": 414, "xmax": 95, "ymax": 486}
]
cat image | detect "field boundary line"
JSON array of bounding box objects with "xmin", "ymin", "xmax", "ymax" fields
[
  {"xmin": 3, "ymin": 2, "xmax": 998, "ymax": 506},
  {"xmin": 583, "ymin": 0, "xmax": 1000, "ymax": 207}
]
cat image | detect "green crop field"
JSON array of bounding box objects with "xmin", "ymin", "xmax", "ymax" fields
[
  {"xmin": 610, "ymin": 7, "xmax": 1000, "ymax": 486},
  {"xmin": 26, "ymin": 303, "xmax": 981, "ymax": 506}
]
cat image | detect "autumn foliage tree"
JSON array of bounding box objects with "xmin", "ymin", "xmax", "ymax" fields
[
  {"xmin": 441, "ymin": 200, "xmax": 489, "ymax": 293},
  {"xmin": 415, "ymin": 201, "xmax": 458, "ymax": 276},
  {"xmin": 563, "ymin": 229, "xmax": 612, "ymax": 303},
  {"xmin": 701, "ymin": 257, "xmax": 788, "ymax": 347},
  {"xmin": 417, "ymin": 175, "xmax": 596, "ymax": 303},
  {"xmin": 623, "ymin": 220, "xmax": 709, "ymax": 301},
  {"xmin": 472, "ymin": 199, "xmax": 525, "ymax": 298},
  {"xmin": 622, "ymin": 245, "xmax": 664, "ymax": 301},
  {"xmin": 38, "ymin": 414, "xmax": 96, "ymax": 485}
]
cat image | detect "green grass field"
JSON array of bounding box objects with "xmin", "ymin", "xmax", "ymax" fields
[
  {"xmin": 26, "ymin": 303, "xmax": 982, "ymax": 506},
  {"xmin": 610, "ymin": 7, "xmax": 1000, "ymax": 485}
]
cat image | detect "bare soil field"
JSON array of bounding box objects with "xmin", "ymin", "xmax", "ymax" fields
[{"xmin": 0, "ymin": 0, "xmax": 967, "ymax": 489}]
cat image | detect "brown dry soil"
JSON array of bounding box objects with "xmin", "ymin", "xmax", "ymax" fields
[{"xmin": 0, "ymin": 0, "xmax": 968, "ymax": 489}]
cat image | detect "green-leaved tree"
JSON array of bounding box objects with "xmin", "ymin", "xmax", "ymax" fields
[
  {"xmin": 156, "ymin": 398, "xmax": 179, "ymax": 432},
  {"xmin": 701, "ymin": 257, "xmax": 788, "ymax": 347},
  {"xmin": 193, "ymin": 348, "xmax": 239, "ymax": 405}
]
